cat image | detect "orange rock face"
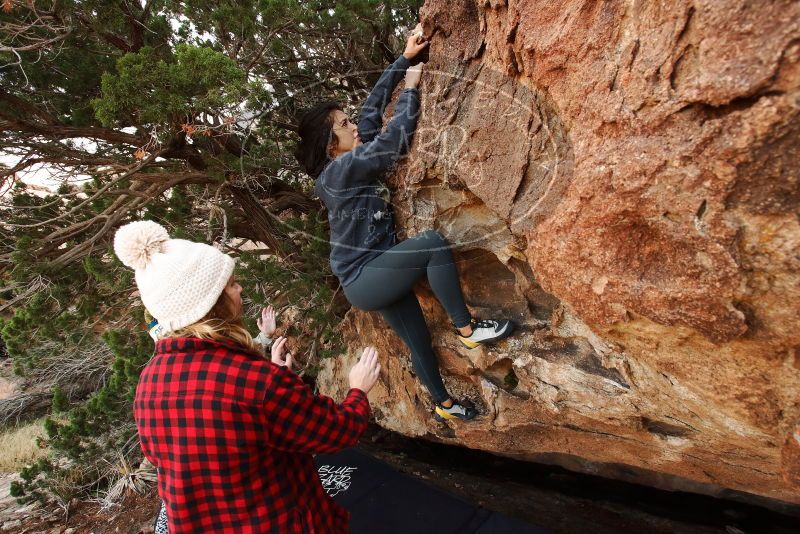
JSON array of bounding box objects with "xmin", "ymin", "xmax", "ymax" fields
[{"xmin": 317, "ymin": 0, "xmax": 800, "ymax": 505}]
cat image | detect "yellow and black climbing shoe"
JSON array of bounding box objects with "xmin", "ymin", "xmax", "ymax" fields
[
  {"xmin": 457, "ymin": 318, "xmax": 514, "ymax": 349},
  {"xmin": 434, "ymin": 401, "xmax": 477, "ymax": 422}
]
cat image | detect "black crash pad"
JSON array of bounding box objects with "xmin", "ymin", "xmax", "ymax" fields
[{"xmin": 314, "ymin": 448, "xmax": 550, "ymax": 534}]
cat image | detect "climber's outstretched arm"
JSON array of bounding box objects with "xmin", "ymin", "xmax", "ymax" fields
[{"xmin": 357, "ymin": 25, "xmax": 428, "ymax": 143}]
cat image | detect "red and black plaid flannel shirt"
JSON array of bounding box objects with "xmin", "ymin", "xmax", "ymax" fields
[{"xmin": 134, "ymin": 337, "xmax": 370, "ymax": 533}]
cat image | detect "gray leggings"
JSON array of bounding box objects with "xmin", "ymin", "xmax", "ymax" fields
[{"xmin": 343, "ymin": 230, "xmax": 471, "ymax": 403}]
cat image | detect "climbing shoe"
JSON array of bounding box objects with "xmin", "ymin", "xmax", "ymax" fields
[
  {"xmin": 457, "ymin": 318, "xmax": 514, "ymax": 349},
  {"xmin": 434, "ymin": 401, "xmax": 478, "ymax": 422}
]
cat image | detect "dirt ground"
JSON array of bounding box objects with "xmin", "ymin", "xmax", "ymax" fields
[{"xmin": 1, "ymin": 490, "xmax": 161, "ymax": 534}]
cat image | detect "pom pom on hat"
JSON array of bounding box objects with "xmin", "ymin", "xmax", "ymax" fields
[{"xmin": 114, "ymin": 220, "xmax": 169, "ymax": 270}]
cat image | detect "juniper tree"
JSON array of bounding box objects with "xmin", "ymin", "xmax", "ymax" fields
[{"xmin": 1, "ymin": 0, "xmax": 422, "ymax": 505}]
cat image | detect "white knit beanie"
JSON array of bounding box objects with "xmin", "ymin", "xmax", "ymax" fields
[{"xmin": 113, "ymin": 220, "xmax": 235, "ymax": 333}]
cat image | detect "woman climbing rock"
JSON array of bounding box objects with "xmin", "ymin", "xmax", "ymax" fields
[
  {"xmin": 114, "ymin": 220, "xmax": 381, "ymax": 533},
  {"xmin": 295, "ymin": 25, "xmax": 515, "ymax": 422}
]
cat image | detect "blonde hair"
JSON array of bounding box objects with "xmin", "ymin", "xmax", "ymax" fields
[{"xmin": 167, "ymin": 285, "xmax": 260, "ymax": 354}]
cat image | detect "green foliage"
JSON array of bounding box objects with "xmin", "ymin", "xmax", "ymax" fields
[
  {"xmin": 94, "ymin": 45, "xmax": 248, "ymax": 127},
  {"xmin": 11, "ymin": 328, "xmax": 153, "ymax": 504},
  {"xmin": 10, "ymin": 458, "xmax": 53, "ymax": 504},
  {"xmin": 237, "ymin": 214, "xmax": 350, "ymax": 370},
  {"xmin": 51, "ymin": 386, "xmax": 68, "ymax": 413},
  {"xmin": 1, "ymin": 185, "xmax": 198, "ymax": 505}
]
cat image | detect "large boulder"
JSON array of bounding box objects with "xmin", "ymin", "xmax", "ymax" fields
[{"xmin": 317, "ymin": 0, "xmax": 800, "ymax": 505}]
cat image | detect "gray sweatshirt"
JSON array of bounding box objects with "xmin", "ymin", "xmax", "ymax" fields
[{"xmin": 314, "ymin": 55, "xmax": 420, "ymax": 286}]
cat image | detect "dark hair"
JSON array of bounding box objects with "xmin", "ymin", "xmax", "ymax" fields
[{"xmin": 294, "ymin": 101, "xmax": 342, "ymax": 178}]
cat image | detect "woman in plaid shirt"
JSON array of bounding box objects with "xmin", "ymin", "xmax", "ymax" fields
[{"xmin": 114, "ymin": 220, "xmax": 380, "ymax": 533}]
